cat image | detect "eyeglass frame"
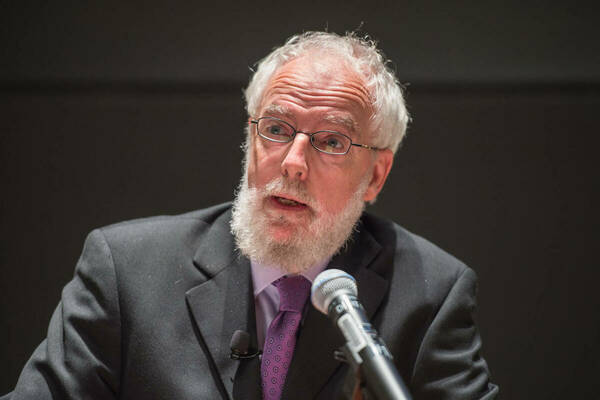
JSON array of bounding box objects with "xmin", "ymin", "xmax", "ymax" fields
[{"xmin": 250, "ymin": 116, "xmax": 383, "ymax": 155}]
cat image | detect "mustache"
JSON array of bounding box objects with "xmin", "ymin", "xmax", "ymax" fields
[{"xmin": 262, "ymin": 178, "xmax": 319, "ymax": 210}]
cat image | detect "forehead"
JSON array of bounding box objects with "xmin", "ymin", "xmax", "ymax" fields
[{"xmin": 259, "ymin": 54, "xmax": 373, "ymax": 129}]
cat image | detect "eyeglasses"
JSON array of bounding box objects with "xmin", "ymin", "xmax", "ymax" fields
[{"xmin": 250, "ymin": 117, "xmax": 382, "ymax": 155}]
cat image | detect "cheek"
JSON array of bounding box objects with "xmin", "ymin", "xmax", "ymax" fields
[
  {"xmin": 246, "ymin": 161, "xmax": 256, "ymax": 187},
  {"xmin": 246, "ymin": 140, "xmax": 264, "ymax": 188},
  {"xmin": 315, "ymin": 170, "xmax": 358, "ymax": 212},
  {"xmin": 320, "ymin": 164, "xmax": 370, "ymax": 212},
  {"xmin": 249, "ymin": 144, "xmax": 282, "ymax": 186},
  {"xmin": 319, "ymin": 186, "xmax": 353, "ymax": 215}
]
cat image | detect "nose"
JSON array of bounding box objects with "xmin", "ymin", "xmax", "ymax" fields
[{"xmin": 281, "ymin": 133, "xmax": 311, "ymax": 180}]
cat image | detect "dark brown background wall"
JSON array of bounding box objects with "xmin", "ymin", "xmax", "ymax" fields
[{"xmin": 2, "ymin": 2, "xmax": 599, "ymax": 398}]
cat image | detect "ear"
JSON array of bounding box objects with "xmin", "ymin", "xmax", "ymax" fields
[{"xmin": 363, "ymin": 149, "xmax": 394, "ymax": 203}]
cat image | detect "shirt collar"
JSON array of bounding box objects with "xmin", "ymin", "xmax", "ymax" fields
[{"xmin": 250, "ymin": 259, "xmax": 330, "ymax": 296}]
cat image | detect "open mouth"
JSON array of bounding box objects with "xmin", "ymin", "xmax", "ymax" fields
[{"xmin": 272, "ymin": 195, "xmax": 308, "ymax": 208}]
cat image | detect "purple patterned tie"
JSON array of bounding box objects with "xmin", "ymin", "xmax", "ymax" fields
[{"xmin": 261, "ymin": 275, "xmax": 311, "ymax": 400}]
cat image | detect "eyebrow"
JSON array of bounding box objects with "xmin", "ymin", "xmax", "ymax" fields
[
  {"xmin": 263, "ymin": 104, "xmax": 294, "ymax": 119},
  {"xmin": 262, "ymin": 104, "xmax": 358, "ymax": 133},
  {"xmin": 322, "ymin": 114, "xmax": 357, "ymax": 133}
]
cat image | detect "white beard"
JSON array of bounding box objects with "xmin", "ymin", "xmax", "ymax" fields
[{"xmin": 230, "ymin": 172, "xmax": 369, "ymax": 274}]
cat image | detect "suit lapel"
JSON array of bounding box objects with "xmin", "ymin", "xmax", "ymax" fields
[
  {"xmin": 282, "ymin": 223, "xmax": 390, "ymax": 400},
  {"xmin": 185, "ymin": 210, "xmax": 261, "ymax": 400}
]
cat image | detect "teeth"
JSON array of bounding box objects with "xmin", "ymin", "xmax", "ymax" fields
[{"xmin": 277, "ymin": 197, "xmax": 300, "ymax": 206}]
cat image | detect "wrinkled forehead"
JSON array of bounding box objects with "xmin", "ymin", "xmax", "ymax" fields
[
  {"xmin": 259, "ymin": 53, "xmax": 374, "ymax": 123},
  {"xmin": 277, "ymin": 51, "xmax": 370, "ymax": 94}
]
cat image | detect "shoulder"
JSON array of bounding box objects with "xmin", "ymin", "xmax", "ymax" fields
[
  {"xmin": 99, "ymin": 202, "xmax": 231, "ymax": 233},
  {"xmin": 95, "ymin": 202, "xmax": 231, "ymax": 244},
  {"xmin": 360, "ymin": 211, "xmax": 472, "ymax": 300},
  {"xmin": 362, "ymin": 211, "xmax": 468, "ymax": 272},
  {"xmin": 85, "ymin": 203, "xmax": 232, "ymax": 275},
  {"xmin": 73, "ymin": 202, "xmax": 235, "ymax": 303}
]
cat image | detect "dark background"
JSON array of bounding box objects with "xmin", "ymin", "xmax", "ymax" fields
[{"xmin": 1, "ymin": 1, "xmax": 599, "ymax": 398}]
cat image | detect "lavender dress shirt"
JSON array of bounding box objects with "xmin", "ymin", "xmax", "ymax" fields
[{"xmin": 250, "ymin": 260, "xmax": 329, "ymax": 348}]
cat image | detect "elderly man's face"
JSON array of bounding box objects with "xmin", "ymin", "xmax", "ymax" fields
[{"xmin": 245, "ymin": 54, "xmax": 392, "ymax": 246}]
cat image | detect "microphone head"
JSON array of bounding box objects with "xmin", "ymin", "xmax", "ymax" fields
[
  {"xmin": 230, "ymin": 330, "xmax": 250, "ymax": 355},
  {"xmin": 311, "ymin": 269, "xmax": 357, "ymax": 314}
]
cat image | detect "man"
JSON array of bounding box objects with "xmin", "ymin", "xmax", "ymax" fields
[{"xmin": 5, "ymin": 32, "xmax": 498, "ymax": 399}]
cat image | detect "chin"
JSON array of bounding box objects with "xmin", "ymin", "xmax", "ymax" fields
[
  {"xmin": 267, "ymin": 229, "xmax": 294, "ymax": 244},
  {"xmin": 265, "ymin": 220, "xmax": 303, "ymax": 244},
  {"xmin": 232, "ymin": 170, "xmax": 368, "ymax": 274}
]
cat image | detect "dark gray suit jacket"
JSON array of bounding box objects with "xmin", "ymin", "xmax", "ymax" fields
[{"xmin": 6, "ymin": 203, "xmax": 498, "ymax": 399}]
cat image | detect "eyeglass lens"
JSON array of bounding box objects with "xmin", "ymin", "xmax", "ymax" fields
[{"xmin": 257, "ymin": 118, "xmax": 351, "ymax": 154}]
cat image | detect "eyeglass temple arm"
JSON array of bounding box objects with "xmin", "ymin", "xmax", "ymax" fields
[{"xmin": 351, "ymin": 143, "xmax": 382, "ymax": 151}]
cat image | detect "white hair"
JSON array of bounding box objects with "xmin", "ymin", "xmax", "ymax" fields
[{"xmin": 244, "ymin": 31, "xmax": 410, "ymax": 154}]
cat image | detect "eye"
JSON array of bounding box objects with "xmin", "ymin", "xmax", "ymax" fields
[
  {"xmin": 313, "ymin": 132, "xmax": 349, "ymax": 154},
  {"xmin": 266, "ymin": 124, "xmax": 285, "ymax": 136},
  {"xmin": 325, "ymin": 137, "xmax": 342, "ymax": 148},
  {"xmin": 258, "ymin": 118, "xmax": 294, "ymax": 141}
]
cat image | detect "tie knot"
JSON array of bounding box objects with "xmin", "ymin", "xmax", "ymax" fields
[{"xmin": 273, "ymin": 275, "xmax": 311, "ymax": 313}]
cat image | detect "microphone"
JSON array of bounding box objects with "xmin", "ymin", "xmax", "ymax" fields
[
  {"xmin": 229, "ymin": 330, "xmax": 262, "ymax": 360},
  {"xmin": 311, "ymin": 269, "xmax": 412, "ymax": 400}
]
